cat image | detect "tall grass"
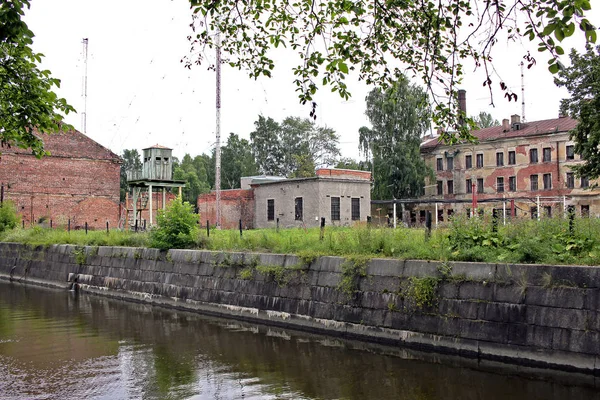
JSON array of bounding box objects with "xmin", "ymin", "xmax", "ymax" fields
[{"xmin": 2, "ymin": 217, "xmax": 600, "ymax": 265}]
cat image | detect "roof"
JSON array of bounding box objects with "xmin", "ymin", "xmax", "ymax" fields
[
  {"xmin": 3, "ymin": 128, "xmax": 120, "ymax": 162},
  {"xmin": 143, "ymin": 144, "xmax": 172, "ymax": 150},
  {"xmin": 421, "ymin": 116, "xmax": 578, "ymax": 151}
]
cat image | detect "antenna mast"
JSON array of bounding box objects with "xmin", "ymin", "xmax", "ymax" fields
[
  {"xmin": 215, "ymin": 33, "xmax": 222, "ymax": 228},
  {"xmin": 81, "ymin": 38, "xmax": 89, "ymax": 133},
  {"xmin": 520, "ymin": 61, "xmax": 526, "ymax": 122}
]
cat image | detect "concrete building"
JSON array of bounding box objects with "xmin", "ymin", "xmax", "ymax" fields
[
  {"xmin": 0, "ymin": 129, "xmax": 121, "ymax": 229},
  {"xmin": 419, "ymin": 114, "xmax": 600, "ymax": 222},
  {"xmin": 197, "ymin": 168, "xmax": 372, "ymax": 229}
]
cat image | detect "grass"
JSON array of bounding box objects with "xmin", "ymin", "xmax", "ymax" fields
[{"xmin": 3, "ymin": 216, "xmax": 600, "ymax": 266}]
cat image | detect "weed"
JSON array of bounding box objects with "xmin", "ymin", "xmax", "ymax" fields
[
  {"xmin": 239, "ymin": 267, "xmax": 254, "ymax": 280},
  {"xmin": 387, "ymin": 302, "xmax": 398, "ymax": 312},
  {"xmin": 405, "ymin": 276, "xmax": 440, "ymax": 309},
  {"xmin": 72, "ymin": 247, "xmax": 87, "ymax": 266},
  {"xmin": 165, "ymin": 252, "xmax": 173, "ymax": 263},
  {"xmin": 337, "ymin": 255, "xmax": 369, "ymax": 297}
]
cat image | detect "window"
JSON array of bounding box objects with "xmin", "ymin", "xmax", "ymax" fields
[
  {"xmin": 530, "ymin": 207, "xmax": 538, "ymax": 220},
  {"xmin": 465, "ymin": 154, "xmax": 472, "ymax": 169},
  {"xmin": 530, "ymin": 148, "xmax": 538, "ymax": 163},
  {"xmin": 496, "ymin": 152, "xmax": 504, "ymax": 167},
  {"xmin": 530, "ymin": 174, "xmax": 538, "ymax": 191},
  {"xmin": 331, "ymin": 197, "xmax": 340, "ymax": 221},
  {"xmin": 544, "ymin": 206, "xmax": 552, "ymax": 218},
  {"xmin": 466, "ymin": 179, "xmax": 472, "ymax": 194},
  {"xmin": 447, "ymin": 209, "xmax": 454, "ymax": 218},
  {"xmin": 351, "ymin": 198, "xmax": 360, "ymax": 220},
  {"xmin": 508, "ymin": 151, "xmax": 516, "ymax": 165},
  {"xmin": 447, "ymin": 157, "xmax": 454, "ymax": 171},
  {"xmin": 294, "ymin": 197, "xmax": 303, "ymax": 221},
  {"xmin": 437, "ymin": 209, "xmax": 444, "ymax": 222},
  {"xmin": 476, "ymin": 154, "xmax": 484, "ymax": 168},
  {"xmin": 543, "ymin": 147, "xmax": 552, "ymax": 162},
  {"xmin": 436, "ymin": 158, "xmax": 443, "ymax": 171},
  {"xmin": 163, "ymin": 157, "xmax": 169, "ymax": 165},
  {"xmin": 447, "ymin": 180, "xmax": 454, "ymax": 194},
  {"xmin": 581, "ymin": 205, "xmax": 590, "ymax": 217},
  {"xmin": 543, "ymin": 173, "xmax": 552, "ymax": 190},
  {"xmin": 155, "ymin": 157, "xmax": 161, "ymax": 163},
  {"xmin": 496, "ymin": 177, "xmax": 504, "ymax": 193},
  {"xmin": 581, "ymin": 177, "xmax": 589, "ymax": 188},
  {"xmin": 566, "ymin": 172, "xmax": 575, "ymax": 189},
  {"xmin": 477, "ymin": 178, "xmax": 484, "ymax": 194},
  {"xmin": 437, "ymin": 180, "xmax": 443, "ymax": 195},
  {"xmin": 566, "ymin": 145, "xmax": 575, "ymax": 160},
  {"xmin": 509, "ymin": 176, "xmax": 516, "ymax": 192},
  {"xmin": 466, "ymin": 208, "xmax": 471, "ymax": 218},
  {"xmin": 267, "ymin": 199, "xmax": 275, "ymax": 221}
]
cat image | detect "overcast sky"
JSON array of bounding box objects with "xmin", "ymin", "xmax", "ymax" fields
[{"xmin": 24, "ymin": 1, "xmax": 599, "ymax": 162}]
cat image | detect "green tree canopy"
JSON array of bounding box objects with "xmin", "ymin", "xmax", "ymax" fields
[
  {"xmin": 173, "ymin": 153, "xmax": 211, "ymax": 204},
  {"xmin": 555, "ymin": 44, "xmax": 600, "ymax": 179},
  {"xmin": 188, "ymin": 0, "xmax": 595, "ymax": 143},
  {"xmin": 335, "ymin": 157, "xmax": 371, "ymax": 171},
  {"xmin": 220, "ymin": 132, "xmax": 258, "ymax": 188},
  {"xmin": 359, "ymin": 76, "xmax": 433, "ymax": 200},
  {"xmin": 250, "ymin": 115, "xmax": 340, "ymax": 177},
  {"xmin": 473, "ymin": 112, "xmax": 500, "ymax": 129},
  {"xmin": 1, "ymin": 0, "xmax": 75, "ymax": 157}
]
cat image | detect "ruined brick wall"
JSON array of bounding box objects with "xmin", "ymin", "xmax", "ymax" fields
[
  {"xmin": 0, "ymin": 131, "xmax": 121, "ymax": 229},
  {"xmin": 197, "ymin": 189, "xmax": 254, "ymax": 229}
]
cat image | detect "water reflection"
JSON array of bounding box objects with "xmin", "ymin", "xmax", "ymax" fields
[{"xmin": 0, "ymin": 281, "xmax": 598, "ymax": 399}]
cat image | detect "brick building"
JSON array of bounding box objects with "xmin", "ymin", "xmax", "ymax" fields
[
  {"xmin": 419, "ymin": 114, "xmax": 600, "ymax": 222},
  {"xmin": 197, "ymin": 168, "xmax": 372, "ymax": 229},
  {"xmin": 0, "ymin": 129, "xmax": 121, "ymax": 229}
]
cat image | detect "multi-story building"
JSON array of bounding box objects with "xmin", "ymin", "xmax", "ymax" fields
[{"xmin": 419, "ymin": 114, "xmax": 600, "ymax": 222}]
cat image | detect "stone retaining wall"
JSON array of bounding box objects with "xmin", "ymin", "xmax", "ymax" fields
[{"xmin": 0, "ymin": 242, "xmax": 598, "ymax": 374}]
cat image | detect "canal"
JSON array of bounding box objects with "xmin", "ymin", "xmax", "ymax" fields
[{"xmin": 0, "ymin": 281, "xmax": 598, "ymax": 399}]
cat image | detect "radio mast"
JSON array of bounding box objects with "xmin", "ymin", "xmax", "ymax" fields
[
  {"xmin": 82, "ymin": 38, "xmax": 89, "ymax": 133},
  {"xmin": 215, "ymin": 33, "xmax": 222, "ymax": 228},
  {"xmin": 520, "ymin": 61, "xmax": 526, "ymax": 123}
]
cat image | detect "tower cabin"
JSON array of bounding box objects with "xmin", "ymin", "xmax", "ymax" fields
[{"xmin": 125, "ymin": 144, "xmax": 186, "ymax": 229}]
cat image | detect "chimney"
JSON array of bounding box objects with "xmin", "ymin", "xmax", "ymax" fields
[
  {"xmin": 458, "ymin": 90, "xmax": 467, "ymax": 126},
  {"xmin": 510, "ymin": 114, "xmax": 521, "ymax": 125},
  {"xmin": 502, "ymin": 119, "xmax": 510, "ymax": 132}
]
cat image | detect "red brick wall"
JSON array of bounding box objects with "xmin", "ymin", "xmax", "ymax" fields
[
  {"xmin": 197, "ymin": 189, "xmax": 254, "ymax": 229},
  {"xmin": 0, "ymin": 131, "xmax": 121, "ymax": 230},
  {"xmin": 124, "ymin": 191, "xmax": 178, "ymax": 228},
  {"xmin": 316, "ymin": 168, "xmax": 371, "ymax": 180}
]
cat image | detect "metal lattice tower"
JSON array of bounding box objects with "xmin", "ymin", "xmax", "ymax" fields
[
  {"xmin": 215, "ymin": 33, "xmax": 222, "ymax": 228},
  {"xmin": 81, "ymin": 38, "xmax": 89, "ymax": 133}
]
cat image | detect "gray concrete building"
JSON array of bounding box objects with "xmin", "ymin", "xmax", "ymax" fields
[{"xmin": 251, "ymin": 169, "xmax": 372, "ymax": 228}]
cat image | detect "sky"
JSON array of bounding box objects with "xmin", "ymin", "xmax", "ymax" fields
[{"xmin": 23, "ymin": 1, "xmax": 599, "ymax": 162}]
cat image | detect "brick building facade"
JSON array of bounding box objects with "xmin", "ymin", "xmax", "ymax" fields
[
  {"xmin": 0, "ymin": 129, "xmax": 121, "ymax": 229},
  {"xmin": 419, "ymin": 114, "xmax": 600, "ymax": 222},
  {"xmin": 197, "ymin": 189, "xmax": 255, "ymax": 229}
]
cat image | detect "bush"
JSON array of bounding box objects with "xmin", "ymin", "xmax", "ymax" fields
[
  {"xmin": 0, "ymin": 201, "xmax": 18, "ymax": 232},
  {"xmin": 149, "ymin": 197, "xmax": 199, "ymax": 250}
]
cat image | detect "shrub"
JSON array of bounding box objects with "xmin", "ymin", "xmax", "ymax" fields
[
  {"xmin": 149, "ymin": 196, "xmax": 199, "ymax": 250},
  {"xmin": 0, "ymin": 201, "xmax": 18, "ymax": 232}
]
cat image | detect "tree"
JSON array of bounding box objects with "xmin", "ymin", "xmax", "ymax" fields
[
  {"xmin": 555, "ymin": 45, "xmax": 600, "ymax": 179},
  {"xmin": 1, "ymin": 1, "xmax": 75, "ymax": 157},
  {"xmin": 188, "ymin": 0, "xmax": 595, "ymax": 143},
  {"xmin": 473, "ymin": 112, "xmax": 500, "ymax": 129},
  {"xmin": 335, "ymin": 158, "xmax": 370, "ymax": 171},
  {"xmin": 250, "ymin": 115, "xmax": 340, "ymax": 177},
  {"xmin": 359, "ymin": 76, "xmax": 433, "ymax": 200},
  {"xmin": 173, "ymin": 153, "xmax": 211, "ymax": 204},
  {"xmin": 220, "ymin": 132, "xmax": 258, "ymax": 188},
  {"xmin": 120, "ymin": 149, "xmax": 142, "ymax": 201}
]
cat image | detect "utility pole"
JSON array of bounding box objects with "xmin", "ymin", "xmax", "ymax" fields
[
  {"xmin": 215, "ymin": 32, "xmax": 222, "ymax": 228},
  {"xmin": 81, "ymin": 38, "xmax": 89, "ymax": 133}
]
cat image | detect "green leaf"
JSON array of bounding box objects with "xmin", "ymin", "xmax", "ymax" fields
[
  {"xmin": 338, "ymin": 61, "xmax": 349, "ymax": 74},
  {"xmin": 548, "ymin": 63, "xmax": 559, "ymax": 74}
]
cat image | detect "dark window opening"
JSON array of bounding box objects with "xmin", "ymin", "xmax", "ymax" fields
[
  {"xmin": 477, "ymin": 178, "xmax": 484, "ymax": 194},
  {"xmin": 496, "ymin": 177, "xmax": 504, "ymax": 193},
  {"xmin": 331, "ymin": 197, "xmax": 340, "ymax": 221},
  {"xmin": 295, "ymin": 197, "xmax": 303, "ymax": 221},
  {"xmin": 544, "ymin": 206, "xmax": 552, "ymax": 218},
  {"xmin": 496, "ymin": 152, "xmax": 504, "ymax": 167},
  {"xmin": 530, "ymin": 207, "xmax": 538, "ymax": 220},
  {"xmin": 446, "ymin": 157, "xmax": 454, "ymax": 171},
  {"xmin": 447, "ymin": 180, "xmax": 454, "ymax": 195},
  {"xmin": 566, "ymin": 145, "xmax": 575, "ymax": 160},
  {"xmin": 466, "ymin": 179, "xmax": 472, "ymax": 194},
  {"xmin": 543, "ymin": 147, "xmax": 552, "ymax": 162},
  {"xmin": 581, "ymin": 205, "xmax": 590, "ymax": 217},
  {"xmin": 437, "ymin": 180, "xmax": 443, "ymax": 195},
  {"xmin": 465, "ymin": 155, "xmax": 472, "ymax": 169},
  {"xmin": 436, "ymin": 158, "xmax": 443, "ymax": 171},
  {"xmin": 509, "ymin": 176, "xmax": 516, "ymax": 192},
  {"xmin": 437, "ymin": 209, "xmax": 444, "ymax": 222},
  {"xmin": 543, "ymin": 173, "xmax": 552, "ymax": 190},
  {"xmin": 267, "ymin": 199, "xmax": 275, "ymax": 221},
  {"xmin": 530, "ymin": 148, "xmax": 538, "ymax": 163},
  {"xmin": 566, "ymin": 172, "xmax": 575, "ymax": 189},
  {"xmin": 508, "ymin": 151, "xmax": 516, "ymax": 165},
  {"xmin": 476, "ymin": 154, "xmax": 484, "ymax": 168},
  {"xmin": 581, "ymin": 177, "xmax": 590, "ymax": 189},
  {"xmin": 530, "ymin": 174, "xmax": 538, "ymax": 191},
  {"xmin": 351, "ymin": 198, "xmax": 360, "ymax": 221}
]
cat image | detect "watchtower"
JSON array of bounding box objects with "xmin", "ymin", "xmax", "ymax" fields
[{"xmin": 125, "ymin": 144, "xmax": 186, "ymax": 229}]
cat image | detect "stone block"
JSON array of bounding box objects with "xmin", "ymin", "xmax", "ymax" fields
[
  {"xmin": 402, "ymin": 260, "xmax": 440, "ymax": 278},
  {"xmin": 457, "ymin": 282, "xmax": 494, "ymax": 301},
  {"xmin": 311, "ymin": 286, "xmax": 339, "ymax": 304},
  {"xmin": 406, "ymin": 314, "xmax": 441, "ymax": 335},
  {"xmin": 438, "ymin": 282, "xmax": 459, "ymax": 299},
  {"xmin": 478, "ymin": 302, "xmax": 526, "ymax": 323},
  {"xmin": 493, "ymin": 284, "xmax": 524, "ymax": 304},
  {"xmin": 366, "ymin": 258, "xmax": 403, "ymax": 277},
  {"xmin": 526, "ymin": 306, "xmax": 588, "ymax": 330},
  {"xmin": 567, "ymin": 331, "xmax": 600, "ymax": 354},
  {"xmin": 313, "ymin": 302, "xmax": 334, "ymax": 320},
  {"xmin": 451, "ymin": 261, "xmax": 496, "ymax": 281},
  {"xmin": 316, "ymin": 271, "xmax": 341, "ymax": 287},
  {"xmin": 525, "ymin": 286, "xmax": 585, "ymax": 309},
  {"xmin": 545, "ymin": 265, "xmax": 600, "ymax": 289},
  {"xmin": 438, "ymin": 299, "xmax": 479, "ymax": 319},
  {"xmin": 551, "ymin": 328, "xmax": 572, "ymax": 352},
  {"xmin": 313, "ymin": 256, "xmax": 343, "ymax": 273},
  {"xmin": 358, "ymin": 275, "xmax": 398, "ymax": 293}
]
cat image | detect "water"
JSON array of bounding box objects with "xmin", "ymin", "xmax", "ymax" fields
[{"xmin": 0, "ymin": 282, "xmax": 598, "ymax": 400}]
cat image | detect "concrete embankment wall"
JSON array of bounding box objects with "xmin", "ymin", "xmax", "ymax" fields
[{"xmin": 0, "ymin": 242, "xmax": 599, "ymax": 374}]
